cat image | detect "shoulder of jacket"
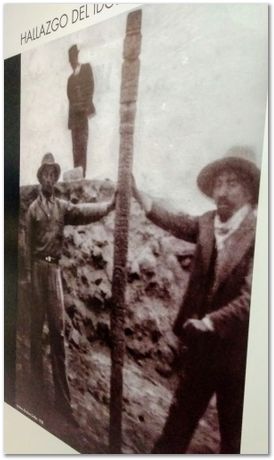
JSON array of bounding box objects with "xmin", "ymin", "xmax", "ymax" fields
[
  {"xmin": 28, "ymin": 196, "xmax": 39, "ymax": 212},
  {"xmin": 82, "ymin": 63, "xmax": 92, "ymax": 74},
  {"xmin": 239, "ymin": 210, "xmax": 257, "ymax": 245}
]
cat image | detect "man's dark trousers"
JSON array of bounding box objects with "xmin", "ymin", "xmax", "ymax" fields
[
  {"xmin": 152, "ymin": 340, "xmax": 246, "ymax": 454},
  {"xmin": 30, "ymin": 259, "xmax": 71, "ymax": 415},
  {"xmin": 71, "ymin": 118, "xmax": 88, "ymax": 177}
]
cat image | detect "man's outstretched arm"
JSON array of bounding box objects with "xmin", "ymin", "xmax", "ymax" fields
[
  {"xmin": 64, "ymin": 192, "xmax": 116, "ymax": 226},
  {"xmin": 132, "ymin": 175, "xmax": 198, "ymax": 243}
]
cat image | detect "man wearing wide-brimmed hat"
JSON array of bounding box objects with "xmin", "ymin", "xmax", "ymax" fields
[
  {"xmin": 132, "ymin": 146, "xmax": 260, "ymax": 454},
  {"xmin": 67, "ymin": 44, "xmax": 95, "ymax": 178},
  {"xmin": 26, "ymin": 153, "xmax": 115, "ymax": 426}
]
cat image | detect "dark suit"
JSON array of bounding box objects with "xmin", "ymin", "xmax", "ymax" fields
[
  {"xmin": 148, "ymin": 203, "xmax": 256, "ymax": 453},
  {"xmin": 67, "ymin": 63, "xmax": 95, "ymax": 177}
]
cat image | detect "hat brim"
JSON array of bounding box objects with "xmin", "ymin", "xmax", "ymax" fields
[
  {"xmin": 37, "ymin": 163, "xmax": 61, "ymax": 183},
  {"xmin": 197, "ymin": 157, "xmax": 260, "ymax": 204}
]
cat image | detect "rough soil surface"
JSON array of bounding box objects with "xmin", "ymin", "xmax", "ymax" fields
[{"xmin": 16, "ymin": 179, "xmax": 219, "ymax": 453}]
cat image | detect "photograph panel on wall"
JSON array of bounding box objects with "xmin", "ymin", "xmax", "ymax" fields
[{"xmin": 4, "ymin": 3, "xmax": 268, "ymax": 454}]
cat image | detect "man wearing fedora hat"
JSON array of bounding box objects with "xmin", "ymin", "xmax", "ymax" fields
[
  {"xmin": 132, "ymin": 146, "xmax": 260, "ymax": 453},
  {"xmin": 67, "ymin": 44, "xmax": 95, "ymax": 177},
  {"xmin": 26, "ymin": 153, "xmax": 115, "ymax": 425}
]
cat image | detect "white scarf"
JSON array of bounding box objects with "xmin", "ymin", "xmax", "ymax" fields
[{"xmin": 214, "ymin": 204, "xmax": 251, "ymax": 251}]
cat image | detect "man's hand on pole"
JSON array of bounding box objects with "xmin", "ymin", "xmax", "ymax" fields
[
  {"xmin": 131, "ymin": 174, "xmax": 153, "ymax": 214},
  {"xmin": 108, "ymin": 190, "xmax": 118, "ymax": 212}
]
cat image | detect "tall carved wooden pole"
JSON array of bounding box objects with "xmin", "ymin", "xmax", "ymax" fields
[{"xmin": 109, "ymin": 9, "xmax": 142, "ymax": 453}]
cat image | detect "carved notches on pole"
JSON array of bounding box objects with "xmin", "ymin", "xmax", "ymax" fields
[
  {"xmin": 113, "ymin": 8, "xmax": 142, "ymax": 303},
  {"xmin": 121, "ymin": 10, "xmax": 142, "ymax": 105},
  {"xmin": 109, "ymin": 9, "xmax": 142, "ymax": 453}
]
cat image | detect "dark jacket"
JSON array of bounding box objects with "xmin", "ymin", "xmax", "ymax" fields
[
  {"xmin": 26, "ymin": 193, "xmax": 111, "ymax": 268},
  {"xmin": 67, "ymin": 63, "xmax": 95, "ymax": 129},
  {"xmin": 147, "ymin": 203, "xmax": 256, "ymax": 375}
]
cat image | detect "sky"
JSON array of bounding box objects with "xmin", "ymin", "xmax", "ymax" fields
[{"xmin": 20, "ymin": 4, "xmax": 268, "ymax": 214}]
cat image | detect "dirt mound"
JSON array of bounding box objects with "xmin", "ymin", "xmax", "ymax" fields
[{"xmin": 16, "ymin": 179, "xmax": 219, "ymax": 453}]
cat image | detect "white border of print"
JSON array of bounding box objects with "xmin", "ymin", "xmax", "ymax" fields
[{"xmin": 1, "ymin": 1, "xmax": 270, "ymax": 458}]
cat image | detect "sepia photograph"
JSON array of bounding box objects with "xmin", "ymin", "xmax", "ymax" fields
[{"xmin": 7, "ymin": 3, "xmax": 268, "ymax": 454}]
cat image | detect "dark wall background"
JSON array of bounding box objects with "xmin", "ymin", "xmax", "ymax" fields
[{"xmin": 4, "ymin": 54, "xmax": 21, "ymax": 405}]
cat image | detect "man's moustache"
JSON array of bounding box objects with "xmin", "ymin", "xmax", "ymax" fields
[{"xmin": 217, "ymin": 200, "xmax": 231, "ymax": 207}]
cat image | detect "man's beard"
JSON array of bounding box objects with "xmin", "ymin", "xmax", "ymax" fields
[
  {"xmin": 216, "ymin": 199, "xmax": 234, "ymax": 222},
  {"xmin": 42, "ymin": 185, "xmax": 54, "ymax": 197}
]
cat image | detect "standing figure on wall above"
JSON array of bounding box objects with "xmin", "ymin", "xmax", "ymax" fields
[{"xmin": 67, "ymin": 44, "xmax": 95, "ymax": 178}]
